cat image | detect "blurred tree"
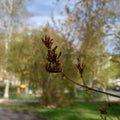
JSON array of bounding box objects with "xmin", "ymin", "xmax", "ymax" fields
[
  {"xmin": 55, "ymin": 0, "xmax": 119, "ymax": 98},
  {"xmin": 0, "ymin": 35, "xmax": 5, "ymax": 81},
  {"xmin": 7, "ymin": 25, "xmax": 79, "ymax": 106},
  {"xmin": 7, "ymin": 32, "xmax": 32, "ymax": 80},
  {"xmin": 108, "ymin": 59, "xmax": 120, "ymax": 80},
  {"xmin": 28, "ymin": 25, "xmax": 79, "ymax": 106},
  {"xmin": 0, "ymin": 0, "xmax": 30, "ymax": 98},
  {"xmin": 113, "ymin": 31, "xmax": 120, "ymax": 58}
]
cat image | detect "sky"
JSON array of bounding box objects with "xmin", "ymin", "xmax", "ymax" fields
[{"xmin": 26, "ymin": 0, "xmax": 65, "ymax": 27}]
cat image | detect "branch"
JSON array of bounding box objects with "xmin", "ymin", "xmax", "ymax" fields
[
  {"xmin": 62, "ymin": 72, "xmax": 120, "ymax": 98},
  {"xmin": 110, "ymin": 58, "xmax": 120, "ymax": 64}
]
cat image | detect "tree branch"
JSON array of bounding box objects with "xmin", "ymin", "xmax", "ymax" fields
[
  {"xmin": 62, "ymin": 72, "xmax": 120, "ymax": 98},
  {"xmin": 110, "ymin": 58, "xmax": 120, "ymax": 64}
]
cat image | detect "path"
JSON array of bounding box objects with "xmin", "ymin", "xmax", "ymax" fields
[
  {"xmin": 0, "ymin": 107, "xmax": 48, "ymax": 120},
  {"xmin": 105, "ymin": 90, "xmax": 120, "ymax": 102}
]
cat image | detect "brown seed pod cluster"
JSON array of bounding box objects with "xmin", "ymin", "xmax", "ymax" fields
[
  {"xmin": 41, "ymin": 35, "xmax": 53, "ymax": 49},
  {"xmin": 76, "ymin": 58, "xmax": 86, "ymax": 77},
  {"xmin": 41, "ymin": 35, "xmax": 62, "ymax": 73},
  {"xmin": 99, "ymin": 107, "xmax": 107, "ymax": 115}
]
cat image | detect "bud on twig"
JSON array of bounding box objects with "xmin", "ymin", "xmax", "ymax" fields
[
  {"xmin": 41, "ymin": 35, "xmax": 53, "ymax": 49},
  {"xmin": 41, "ymin": 35, "xmax": 62, "ymax": 73}
]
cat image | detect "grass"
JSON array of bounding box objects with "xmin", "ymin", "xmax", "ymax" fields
[
  {"xmin": 3, "ymin": 102, "xmax": 120, "ymax": 120},
  {"xmin": 0, "ymin": 93, "xmax": 38, "ymax": 100},
  {"xmin": 9, "ymin": 93, "xmax": 38, "ymax": 100}
]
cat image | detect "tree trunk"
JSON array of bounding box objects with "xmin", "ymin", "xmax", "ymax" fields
[{"xmin": 4, "ymin": 79, "xmax": 10, "ymax": 99}]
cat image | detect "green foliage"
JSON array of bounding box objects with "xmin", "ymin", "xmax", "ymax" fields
[
  {"xmin": 109, "ymin": 58, "xmax": 120, "ymax": 79},
  {"xmin": 0, "ymin": 86, "xmax": 5, "ymax": 97},
  {"xmin": 0, "ymin": 39, "xmax": 5, "ymax": 63},
  {"xmin": 30, "ymin": 26, "xmax": 78, "ymax": 106},
  {"xmin": 7, "ymin": 33, "xmax": 32, "ymax": 81},
  {"xmin": 7, "ymin": 25, "xmax": 79, "ymax": 106},
  {"xmin": 55, "ymin": 0, "xmax": 119, "ymax": 92}
]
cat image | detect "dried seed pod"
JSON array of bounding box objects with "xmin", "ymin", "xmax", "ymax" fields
[
  {"xmin": 46, "ymin": 50, "xmax": 57, "ymax": 63},
  {"xmin": 99, "ymin": 107, "xmax": 107, "ymax": 115},
  {"xmin": 57, "ymin": 52, "xmax": 62, "ymax": 59},
  {"xmin": 45, "ymin": 62, "xmax": 62, "ymax": 73},
  {"xmin": 76, "ymin": 58, "xmax": 85, "ymax": 76},
  {"xmin": 41, "ymin": 35, "xmax": 53, "ymax": 49},
  {"xmin": 45, "ymin": 63, "xmax": 52, "ymax": 72},
  {"xmin": 42, "ymin": 35, "xmax": 62, "ymax": 73}
]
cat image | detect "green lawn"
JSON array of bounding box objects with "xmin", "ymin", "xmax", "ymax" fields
[
  {"xmin": 0, "ymin": 93, "xmax": 38, "ymax": 100},
  {"xmin": 9, "ymin": 93, "xmax": 38, "ymax": 100},
  {"xmin": 4, "ymin": 102, "xmax": 120, "ymax": 120}
]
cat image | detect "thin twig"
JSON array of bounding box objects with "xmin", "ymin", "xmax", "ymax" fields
[{"xmin": 62, "ymin": 72, "xmax": 120, "ymax": 98}]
